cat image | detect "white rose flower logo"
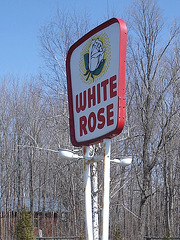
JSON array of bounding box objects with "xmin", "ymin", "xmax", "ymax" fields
[{"xmin": 84, "ymin": 38, "xmax": 105, "ymax": 81}]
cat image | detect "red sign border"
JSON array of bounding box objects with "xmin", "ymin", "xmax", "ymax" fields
[{"xmin": 66, "ymin": 18, "xmax": 127, "ymax": 147}]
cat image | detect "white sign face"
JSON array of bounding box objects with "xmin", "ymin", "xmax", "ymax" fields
[{"xmin": 66, "ymin": 18, "xmax": 127, "ymax": 146}]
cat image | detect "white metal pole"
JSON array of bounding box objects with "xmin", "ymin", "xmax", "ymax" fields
[
  {"xmin": 92, "ymin": 161, "xmax": 99, "ymax": 240},
  {"xmin": 83, "ymin": 146, "xmax": 93, "ymax": 240},
  {"xmin": 101, "ymin": 139, "xmax": 111, "ymax": 240}
]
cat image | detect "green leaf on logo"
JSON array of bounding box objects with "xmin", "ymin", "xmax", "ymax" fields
[
  {"xmin": 84, "ymin": 53, "xmax": 89, "ymax": 71},
  {"xmin": 93, "ymin": 59, "xmax": 105, "ymax": 76}
]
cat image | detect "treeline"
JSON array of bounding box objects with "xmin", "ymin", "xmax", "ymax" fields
[
  {"xmin": 0, "ymin": 0, "xmax": 179, "ymax": 239},
  {"xmin": 0, "ymin": 79, "xmax": 80, "ymax": 238}
]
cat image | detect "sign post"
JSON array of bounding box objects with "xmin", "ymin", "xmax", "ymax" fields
[
  {"xmin": 83, "ymin": 146, "xmax": 93, "ymax": 240},
  {"xmin": 66, "ymin": 18, "xmax": 127, "ymax": 240},
  {"xmin": 101, "ymin": 139, "xmax": 111, "ymax": 240}
]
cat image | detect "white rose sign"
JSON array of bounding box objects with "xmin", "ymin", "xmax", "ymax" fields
[{"xmin": 66, "ymin": 18, "xmax": 127, "ymax": 146}]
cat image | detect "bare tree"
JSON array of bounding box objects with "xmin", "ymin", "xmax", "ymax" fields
[
  {"xmin": 39, "ymin": 9, "xmax": 91, "ymax": 95},
  {"xmin": 126, "ymin": 0, "xmax": 179, "ymax": 238}
]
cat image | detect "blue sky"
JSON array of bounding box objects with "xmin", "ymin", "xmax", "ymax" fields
[{"xmin": 0, "ymin": 0, "xmax": 179, "ymax": 78}]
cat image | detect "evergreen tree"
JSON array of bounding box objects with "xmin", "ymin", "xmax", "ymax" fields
[{"xmin": 15, "ymin": 208, "xmax": 35, "ymax": 240}]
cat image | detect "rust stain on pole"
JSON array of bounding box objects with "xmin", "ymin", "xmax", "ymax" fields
[{"xmin": 83, "ymin": 146, "xmax": 87, "ymax": 156}]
